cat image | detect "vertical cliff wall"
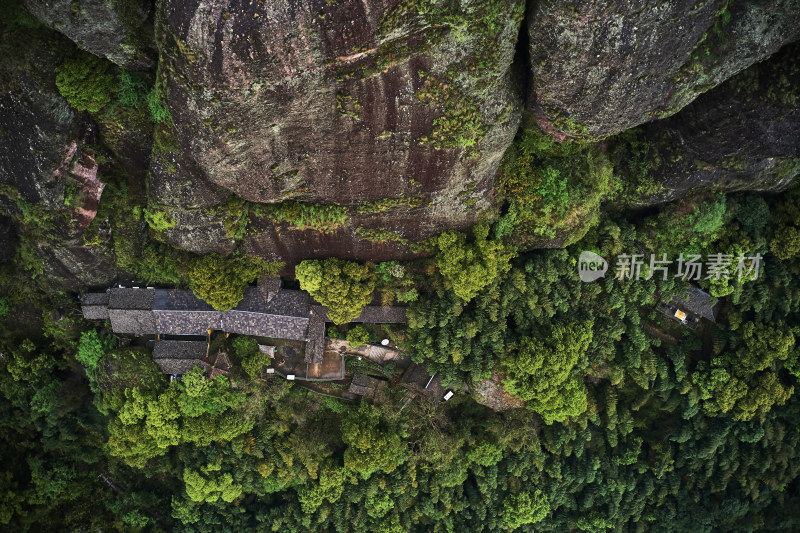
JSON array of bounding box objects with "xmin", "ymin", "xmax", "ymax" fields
[
  {"xmin": 527, "ymin": 0, "xmax": 800, "ymax": 140},
  {"xmin": 150, "ymin": 0, "xmax": 525, "ymax": 259}
]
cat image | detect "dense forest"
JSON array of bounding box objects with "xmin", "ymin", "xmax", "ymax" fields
[{"xmin": 2, "ymin": 0, "xmax": 800, "ymax": 531}]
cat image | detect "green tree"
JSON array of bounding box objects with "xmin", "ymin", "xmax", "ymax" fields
[
  {"xmin": 341, "ymin": 403, "xmax": 407, "ymax": 479},
  {"xmin": 769, "ymin": 225, "xmax": 800, "ymax": 259},
  {"xmin": 75, "ymin": 330, "xmax": 114, "ymax": 393},
  {"xmin": 503, "ymin": 321, "xmax": 593, "ymax": 424},
  {"xmin": 346, "ymin": 326, "xmax": 371, "ymax": 348},
  {"xmin": 435, "ymin": 223, "xmax": 516, "ymax": 302},
  {"xmin": 189, "ymin": 253, "xmax": 267, "ymax": 310},
  {"xmin": 502, "ymin": 489, "xmax": 550, "ymax": 530},
  {"xmin": 296, "ymin": 259, "xmax": 375, "ymax": 324},
  {"xmin": 183, "ymin": 468, "xmax": 242, "ymax": 503}
]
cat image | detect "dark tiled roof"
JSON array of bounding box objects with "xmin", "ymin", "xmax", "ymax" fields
[
  {"xmin": 304, "ymin": 306, "xmax": 326, "ymax": 364},
  {"xmin": 402, "ymin": 362, "xmax": 435, "ymax": 389},
  {"xmin": 263, "ymin": 289, "xmax": 311, "ymax": 317},
  {"xmin": 234, "ymin": 287, "xmax": 270, "ymax": 313},
  {"xmin": 154, "ymin": 358, "xmax": 204, "ymax": 375},
  {"xmin": 154, "ymin": 310, "xmax": 223, "ymax": 335},
  {"xmin": 222, "ymin": 312, "xmax": 309, "ymax": 340},
  {"xmin": 108, "ymin": 309, "xmax": 156, "ymax": 335},
  {"xmin": 154, "ymin": 289, "xmax": 215, "ymax": 311},
  {"xmin": 674, "ymin": 286, "xmax": 718, "ymax": 322},
  {"xmin": 348, "ymin": 373, "xmax": 385, "ymax": 397},
  {"xmin": 201, "ymin": 351, "xmax": 231, "ymax": 380},
  {"xmin": 350, "ymin": 306, "xmax": 408, "ymax": 324},
  {"xmin": 258, "ymin": 277, "xmax": 282, "ymax": 302},
  {"xmin": 108, "ymin": 288, "xmax": 154, "ymax": 310},
  {"xmin": 81, "ymin": 292, "xmax": 109, "ymax": 306},
  {"xmin": 80, "ymin": 293, "xmax": 110, "ymax": 319},
  {"xmin": 82, "ymin": 304, "xmax": 110, "ymax": 320},
  {"xmin": 153, "ymin": 340, "xmax": 207, "ymax": 360}
]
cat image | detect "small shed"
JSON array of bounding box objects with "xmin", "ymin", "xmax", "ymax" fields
[
  {"xmin": 258, "ymin": 344, "xmax": 277, "ymax": 358},
  {"xmin": 80, "ymin": 292, "xmax": 110, "ymax": 320},
  {"xmin": 152, "ymin": 340, "xmax": 207, "ymax": 375},
  {"xmin": 348, "ymin": 374, "xmax": 388, "ymax": 401},
  {"xmin": 657, "ymin": 285, "xmax": 718, "ymax": 327}
]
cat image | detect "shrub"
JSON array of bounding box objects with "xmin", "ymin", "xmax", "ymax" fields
[
  {"xmin": 117, "ymin": 71, "xmax": 149, "ymax": 107},
  {"xmin": 143, "ymin": 208, "xmax": 176, "ymax": 232},
  {"xmin": 259, "ymin": 201, "xmax": 348, "ymax": 233},
  {"xmin": 55, "ymin": 51, "xmax": 117, "ymax": 113},
  {"xmin": 346, "ymin": 326, "xmax": 371, "ymax": 348},
  {"xmin": 146, "ymin": 89, "xmax": 174, "ymax": 125}
]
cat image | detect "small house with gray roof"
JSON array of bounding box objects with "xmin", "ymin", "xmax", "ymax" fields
[
  {"xmin": 80, "ymin": 292, "xmax": 109, "ymax": 320},
  {"xmin": 656, "ymin": 285, "xmax": 719, "ymax": 328},
  {"xmin": 152, "ymin": 340, "xmax": 208, "ymax": 375}
]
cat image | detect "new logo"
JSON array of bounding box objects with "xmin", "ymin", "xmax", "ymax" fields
[{"xmin": 578, "ymin": 251, "xmax": 608, "ymax": 282}]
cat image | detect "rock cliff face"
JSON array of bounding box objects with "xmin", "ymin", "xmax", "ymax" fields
[
  {"xmin": 0, "ymin": 12, "xmax": 117, "ymax": 290},
  {"xmin": 528, "ymin": 0, "xmax": 800, "ymax": 140},
  {"xmin": 2, "ymin": 0, "xmax": 800, "ymax": 289},
  {"xmin": 21, "ymin": 0, "xmax": 156, "ymax": 69},
  {"xmin": 0, "ymin": 18, "xmax": 84, "ymax": 207},
  {"xmin": 152, "ymin": 0, "xmax": 525, "ymax": 258},
  {"xmin": 614, "ymin": 41, "xmax": 800, "ymax": 207}
]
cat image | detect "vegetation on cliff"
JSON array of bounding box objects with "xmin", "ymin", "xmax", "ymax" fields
[{"xmin": 2, "ymin": 0, "xmax": 800, "ymax": 531}]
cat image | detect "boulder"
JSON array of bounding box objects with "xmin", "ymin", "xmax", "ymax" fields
[
  {"xmin": 152, "ymin": 0, "xmax": 524, "ymax": 259},
  {"xmin": 614, "ymin": 41, "xmax": 800, "ymax": 207},
  {"xmin": 528, "ymin": 0, "xmax": 800, "ymax": 140},
  {"xmin": 22, "ymin": 0, "xmax": 156, "ymax": 69}
]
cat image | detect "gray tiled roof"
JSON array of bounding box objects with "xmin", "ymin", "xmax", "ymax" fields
[
  {"xmin": 109, "ymin": 288, "xmax": 154, "ymax": 310},
  {"xmin": 154, "ymin": 310, "xmax": 223, "ymax": 335},
  {"xmin": 304, "ymin": 306, "xmax": 326, "ymax": 364},
  {"xmin": 153, "ymin": 340, "xmax": 207, "ymax": 360},
  {"xmin": 222, "ymin": 311, "xmax": 309, "ymax": 340},
  {"xmin": 81, "ymin": 292, "xmax": 109, "ymax": 306},
  {"xmin": 82, "ymin": 304, "xmax": 110, "ymax": 320},
  {"xmin": 263, "ymin": 289, "xmax": 311, "ymax": 317},
  {"xmin": 108, "ymin": 309, "xmax": 156, "ymax": 335},
  {"xmin": 154, "ymin": 358, "xmax": 204, "ymax": 375},
  {"xmin": 154, "ymin": 289, "xmax": 215, "ymax": 311},
  {"xmin": 674, "ymin": 286, "xmax": 718, "ymax": 322},
  {"xmin": 350, "ymin": 306, "xmax": 408, "ymax": 324}
]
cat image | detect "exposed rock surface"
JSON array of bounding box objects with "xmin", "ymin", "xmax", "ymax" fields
[
  {"xmin": 528, "ymin": 0, "xmax": 800, "ymax": 140},
  {"xmin": 473, "ymin": 371, "xmax": 525, "ymax": 411},
  {"xmin": 22, "ymin": 0, "xmax": 156, "ymax": 69},
  {"xmin": 152, "ymin": 0, "xmax": 525, "ymax": 257},
  {"xmin": 614, "ymin": 41, "xmax": 800, "ymax": 207},
  {"xmin": 0, "ymin": 15, "xmax": 86, "ymax": 207},
  {"xmin": 0, "ymin": 11, "xmax": 117, "ymax": 290}
]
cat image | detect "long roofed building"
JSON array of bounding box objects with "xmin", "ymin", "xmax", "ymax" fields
[{"xmin": 80, "ymin": 278, "xmax": 409, "ymax": 378}]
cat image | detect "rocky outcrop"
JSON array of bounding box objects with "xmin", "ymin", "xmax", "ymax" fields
[
  {"xmin": 0, "ymin": 12, "xmax": 88, "ymax": 207},
  {"xmin": 0, "ymin": 10, "xmax": 117, "ymax": 290},
  {"xmin": 528, "ymin": 0, "xmax": 800, "ymax": 140},
  {"xmin": 614, "ymin": 41, "xmax": 800, "ymax": 207},
  {"xmin": 21, "ymin": 0, "xmax": 156, "ymax": 70},
  {"xmin": 152, "ymin": 0, "xmax": 524, "ymax": 258}
]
